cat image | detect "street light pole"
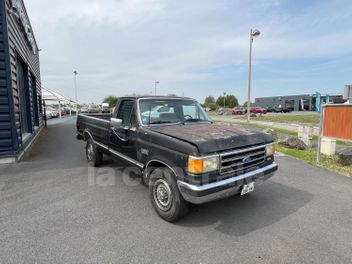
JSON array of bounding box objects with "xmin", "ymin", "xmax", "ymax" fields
[
  {"xmin": 223, "ymin": 92, "xmax": 226, "ymax": 109},
  {"xmin": 247, "ymin": 29, "xmax": 260, "ymax": 122},
  {"xmin": 74, "ymin": 70, "xmax": 78, "ymax": 102},
  {"xmin": 74, "ymin": 70, "xmax": 78, "ymax": 112},
  {"xmin": 154, "ymin": 81, "xmax": 159, "ymax": 96}
]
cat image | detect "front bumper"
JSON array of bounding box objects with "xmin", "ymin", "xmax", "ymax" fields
[{"xmin": 177, "ymin": 162, "xmax": 278, "ymax": 204}]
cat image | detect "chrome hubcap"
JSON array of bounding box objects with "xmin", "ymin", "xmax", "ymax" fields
[
  {"xmin": 87, "ymin": 143, "xmax": 94, "ymax": 160},
  {"xmin": 153, "ymin": 179, "xmax": 172, "ymax": 211}
]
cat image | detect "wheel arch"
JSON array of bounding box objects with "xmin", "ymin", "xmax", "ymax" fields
[
  {"xmin": 83, "ymin": 129, "xmax": 93, "ymax": 141},
  {"xmin": 144, "ymin": 159, "xmax": 178, "ymax": 182}
]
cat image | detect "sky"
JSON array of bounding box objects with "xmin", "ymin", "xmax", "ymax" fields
[{"xmin": 25, "ymin": 0, "xmax": 352, "ymax": 104}]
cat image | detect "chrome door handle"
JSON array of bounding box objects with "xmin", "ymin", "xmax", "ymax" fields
[{"xmin": 111, "ymin": 128, "xmax": 128, "ymax": 142}]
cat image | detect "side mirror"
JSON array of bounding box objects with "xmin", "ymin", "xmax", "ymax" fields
[{"xmin": 111, "ymin": 118, "xmax": 122, "ymax": 128}]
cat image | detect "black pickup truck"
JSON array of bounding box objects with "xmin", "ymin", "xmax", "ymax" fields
[{"xmin": 76, "ymin": 96, "xmax": 277, "ymax": 221}]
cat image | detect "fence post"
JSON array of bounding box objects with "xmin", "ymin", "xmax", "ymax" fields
[{"xmin": 316, "ymin": 104, "xmax": 324, "ymax": 164}]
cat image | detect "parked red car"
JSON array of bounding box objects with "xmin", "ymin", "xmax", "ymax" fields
[
  {"xmin": 250, "ymin": 107, "xmax": 267, "ymax": 114},
  {"xmin": 232, "ymin": 107, "xmax": 246, "ymax": 115},
  {"xmin": 59, "ymin": 109, "xmax": 65, "ymax": 116}
]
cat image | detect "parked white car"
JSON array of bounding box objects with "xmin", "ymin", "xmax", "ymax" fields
[
  {"xmin": 46, "ymin": 107, "xmax": 59, "ymax": 118},
  {"xmin": 45, "ymin": 110, "xmax": 53, "ymax": 119}
]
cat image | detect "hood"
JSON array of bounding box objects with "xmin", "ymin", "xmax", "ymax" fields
[{"xmin": 149, "ymin": 123, "xmax": 272, "ymax": 153}]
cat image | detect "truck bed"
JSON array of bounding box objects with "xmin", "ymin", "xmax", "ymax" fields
[
  {"xmin": 80, "ymin": 113, "xmax": 111, "ymax": 120},
  {"xmin": 76, "ymin": 113, "xmax": 111, "ymax": 145}
]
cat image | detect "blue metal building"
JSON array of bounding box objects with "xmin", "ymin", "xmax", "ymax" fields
[
  {"xmin": 255, "ymin": 94, "xmax": 345, "ymax": 111},
  {"xmin": 0, "ymin": 0, "xmax": 42, "ymax": 163}
]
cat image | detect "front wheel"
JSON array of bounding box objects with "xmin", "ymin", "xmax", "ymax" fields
[
  {"xmin": 86, "ymin": 138, "xmax": 103, "ymax": 167},
  {"xmin": 149, "ymin": 167, "xmax": 189, "ymax": 222}
]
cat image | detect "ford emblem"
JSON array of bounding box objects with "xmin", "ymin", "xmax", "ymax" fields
[{"xmin": 242, "ymin": 156, "xmax": 252, "ymax": 163}]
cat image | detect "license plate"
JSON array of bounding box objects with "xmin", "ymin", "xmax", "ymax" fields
[{"xmin": 241, "ymin": 182, "xmax": 255, "ymax": 195}]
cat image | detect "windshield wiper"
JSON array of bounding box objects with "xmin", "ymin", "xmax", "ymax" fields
[
  {"xmin": 148, "ymin": 119, "xmax": 209, "ymax": 125},
  {"xmin": 181, "ymin": 118, "xmax": 207, "ymax": 124},
  {"xmin": 148, "ymin": 120, "xmax": 173, "ymax": 125}
]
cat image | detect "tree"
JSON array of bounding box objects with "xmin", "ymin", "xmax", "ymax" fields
[
  {"xmin": 216, "ymin": 96, "xmax": 225, "ymax": 107},
  {"xmin": 204, "ymin": 96, "xmax": 215, "ymax": 107},
  {"xmin": 208, "ymin": 102, "xmax": 217, "ymax": 111},
  {"xmin": 216, "ymin": 94, "xmax": 239, "ymax": 108},
  {"xmin": 226, "ymin": 95, "xmax": 239, "ymax": 108},
  {"xmin": 102, "ymin": 96, "xmax": 119, "ymax": 107},
  {"xmin": 242, "ymin": 101, "xmax": 255, "ymax": 107}
]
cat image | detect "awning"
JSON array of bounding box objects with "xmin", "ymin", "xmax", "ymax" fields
[
  {"xmin": 41, "ymin": 87, "xmax": 77, "ymax": 104},
  {"xmin": 41, "ymin": 87, "xmax": 78, "ymax": 118}
]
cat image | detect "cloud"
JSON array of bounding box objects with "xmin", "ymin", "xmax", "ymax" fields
[
  {"xmin": 28, "ymin": 0, "xmax": 164, "ymax": 26},
  {"xmin": 25, "ymin": 0, "xmax": 352, "ymax": 104}
]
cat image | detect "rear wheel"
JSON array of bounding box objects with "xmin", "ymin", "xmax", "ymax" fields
[
  {"xmin": 149, "ymin": 167, "xmax": 189, "ymax": 222},
  {"xmin": 86, "ymin": 138, "xmax": 103, "ymax": 167}
]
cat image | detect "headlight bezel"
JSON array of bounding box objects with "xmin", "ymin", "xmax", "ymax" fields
[
  {"xmin": 265, "ymin": 143, "xmax": 275, "ymax": 156},
  {"xmin": 188, "ymin": 155, "xmax": 220, "ymax": 174}
]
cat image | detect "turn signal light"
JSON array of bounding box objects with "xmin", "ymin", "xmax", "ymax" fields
[{"xmin": 188, "ymin": 155, "xmax": 219, "ymax": 174}]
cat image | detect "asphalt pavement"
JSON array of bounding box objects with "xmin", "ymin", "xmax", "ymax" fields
[{"xmin": 0, "ymin": 117, "xmax": 351, "ymax": 263}]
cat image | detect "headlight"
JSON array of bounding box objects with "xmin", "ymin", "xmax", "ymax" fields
[
  {"xmin": 265, "ymin": 143, "xmax": 275, "ymax": 156},
  {"xmin": 188, "ymin": 155, "xmax": 219, "ymax": 174}
]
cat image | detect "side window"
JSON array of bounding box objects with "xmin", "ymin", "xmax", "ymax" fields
[
  {"xmin": 117, "ymin": 100, "xmax": 135, "ymax": 126},
  {"xmin": 182, "ymin": 105, "xmax": 199, "ymax": 119}
]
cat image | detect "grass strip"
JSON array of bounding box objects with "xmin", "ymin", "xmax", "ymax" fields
[
  {"xmin": 238, "ymin": 114, "xmax": 320, "ymax": 124},
  {"xmin": 276, "ymin": 144, "xmax": 352, "ymax": 176}
]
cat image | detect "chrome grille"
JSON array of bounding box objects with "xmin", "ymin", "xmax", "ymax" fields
[{"xmin": 220, "ymin": 144, "xmax": 266, "ymax": 175}]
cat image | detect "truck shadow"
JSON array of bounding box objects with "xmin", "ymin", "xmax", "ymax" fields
[{"xmin": 178, "ymin": 181, "xmax": 314, "ymax": 236}]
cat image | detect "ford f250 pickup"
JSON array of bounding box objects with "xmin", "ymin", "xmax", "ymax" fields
[{"xmin": 76, "ymin": 96, "xmax": 278, "ymax": 221}]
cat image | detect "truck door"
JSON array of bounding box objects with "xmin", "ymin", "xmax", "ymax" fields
[{"xmin": 110, "ymin": 99, "xmax": 138, "ymax": 160}]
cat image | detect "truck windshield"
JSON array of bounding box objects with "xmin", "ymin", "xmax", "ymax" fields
[{"xmin": 139, "ymin": 99, "xmax": 211, "ymax": 125}]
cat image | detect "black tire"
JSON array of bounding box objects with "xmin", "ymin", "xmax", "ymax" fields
[
  {"xmin": 86, "ymin": 138, "xmax": 103, "ymax": 167},
  {"xmin": 149, "ymin": 167, "xmax": 189, "ymax": 222}
]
